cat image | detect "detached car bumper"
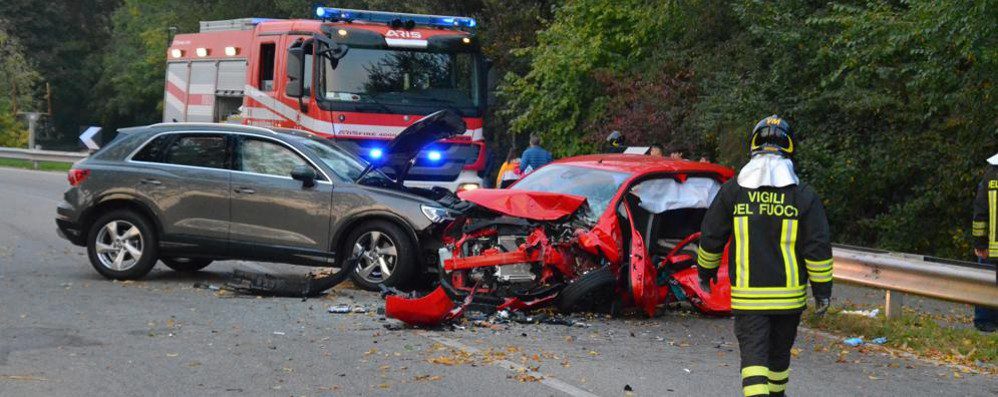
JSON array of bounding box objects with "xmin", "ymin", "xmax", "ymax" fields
[{"xmin": 56, "ymin": 201, "xmax": 85, "ymax": 246}]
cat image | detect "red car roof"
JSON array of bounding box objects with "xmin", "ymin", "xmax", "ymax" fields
[{"xmin": 551, "ymin": 154, "xmax": 735, "ymax": 179}]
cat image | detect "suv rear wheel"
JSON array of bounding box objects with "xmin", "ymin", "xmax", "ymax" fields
[
  {"xmin": 161, "ymin": 257, "xmax": 213, "ymax": 272},
  {"xmin": 344, "ymin": 220, "xmax": 416, "ymax": 291},
  {"xmin": 86, "ymin": 210, "xmax": 159, "ymax": 280}
]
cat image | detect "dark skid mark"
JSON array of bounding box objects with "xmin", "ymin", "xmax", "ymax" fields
[{"xmin": 0, "ymin": 327, "xmax": 102, "ymax": 365}]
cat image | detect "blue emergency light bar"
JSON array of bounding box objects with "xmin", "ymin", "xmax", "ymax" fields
[{"xmin": 314, "ymin": 6, "xmax": 477, "ymax": 29}]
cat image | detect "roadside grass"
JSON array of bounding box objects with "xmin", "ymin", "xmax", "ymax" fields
[
  {"xmin": 0, "ymin": 158, "xmax": 72, "ymax": 172},
  {"xmin": 803, "ymin": 305, "xmax": 996, "ymax": 369}
]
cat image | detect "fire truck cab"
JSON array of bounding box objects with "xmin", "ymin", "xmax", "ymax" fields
[{"xmin": 164, "ymin": 8, "xmax": 488, "ymax": 191}]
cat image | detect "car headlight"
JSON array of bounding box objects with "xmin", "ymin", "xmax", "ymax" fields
[{"xmin": 421, "ymin": 205, "xmax": 452, "ymax": 223}]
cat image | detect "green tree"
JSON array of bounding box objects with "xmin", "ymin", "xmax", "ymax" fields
[{"xmin": 0, "ymin": 19, "xmax": 39, "ymax": 147}]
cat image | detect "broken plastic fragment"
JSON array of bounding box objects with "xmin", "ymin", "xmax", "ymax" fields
[
  {"xmin": 843, "ymin": 337, "xmax": 863, "ymax": 347},
  {"xmin": 328, "ymin": 305, "xmax": 351, "ymax": 313}
]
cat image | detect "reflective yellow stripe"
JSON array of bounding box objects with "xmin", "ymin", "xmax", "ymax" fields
[
  {"xmin": 768, "ymin": 369, "xmax": 789, "ymax": 381},
  {"xmin": 732, "ymin": 286, "xmax": 805, "ymax": 298},
  {"xmin": 990, "ymin": 190, "xmax": 996, "ymax": 245},
  {"xmin": 697, "ymin": 246, "xmax": 721, "ymax": 269},
  {"xmin": 731, "ymin": 296, "xmax": 807, "ymax": 310},
  {"xmin": 741, "ymin": 365, "xmax": 768, "ymax": 378},
  {"xmin": 743, "ymin": 384, "xmax": 770, "ymax": 396},
  {"xmin": 809, "ymin": 272, "xmax": 833, "ymax": 283},
  {"xmin": 768, "ymin": 383, "xmax": 787, "ymax": 392},
  {"xmin": 805, "ymin": 258, "xmax": 832, "ymax": 272},
  {"xmin": 781, "ymin": 219, "xmax": 799, "ymax": 287},
  {"xmin": 734, "ymin": 216, "xmax": 749, "ymax": 287}
]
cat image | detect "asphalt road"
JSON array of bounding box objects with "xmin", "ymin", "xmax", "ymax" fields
[{"xmin": 0, "ymin": 167, "xmax": 994, "ymax": 396}]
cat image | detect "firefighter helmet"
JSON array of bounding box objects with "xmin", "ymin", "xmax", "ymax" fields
[{"xmin": 750, "ymin": 115, "xmax": 794, "ymax": 156}]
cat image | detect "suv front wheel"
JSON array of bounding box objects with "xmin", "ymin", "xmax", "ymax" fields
[
  {"xmin": 345, "ymin": 220, "xmax": 416, "ymax": 291},
  {"xmin": 86, "ymin": 210, "xmax": 159, "ymax": 280}
]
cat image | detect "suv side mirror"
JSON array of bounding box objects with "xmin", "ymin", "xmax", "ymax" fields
[
  {"xmin": 290, "ymin": 164, "xmax": 316, "ymax": 188},
  {"xmin": 286, "ymin": 45, "xmax": 305, "ymax": 98}
]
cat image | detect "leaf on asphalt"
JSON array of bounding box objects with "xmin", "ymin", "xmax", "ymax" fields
[
  {"xmin": 364, "ymin": 348, "xmax": 378, "ymax": 356},
  {"xmin": 588, "ymin": 350, "xmax": 599, "ymax": 356},
  {"xmin": 413, "ymin": 374, "xmax": 443, "ymax": 382},
  {"xmin": 790, "ymin": 347, "xmax": 802, "ymax": 358},
  {"xmin": 868, "ymin": 375, "xmax": 882, "ymax": 380},
  {"xmin": 166, "ymin": 353, "xmax": 179, "ymax": 357},
  {"xmin": 514, "ymin": 373, "xmax": 542, "ymax": 382}
]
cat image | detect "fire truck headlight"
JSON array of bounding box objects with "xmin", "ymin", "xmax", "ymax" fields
[
  {"xmin": 224, "ymin": 46, "xmax": 238, "ymax": 56},
  {"xmin": 461, "ymin": 37, "xmax": 471, "ymax": 44},
  {"xmin": 170, "ymin": 49, "xmax": 183, "ymax": 58},
  {"xmin": 337, "ymin": 29, "xmax": 348, "ymax": 37},
  {"xmin": 195, "ymin": 48, "xmax": 209, "ymax": 57},
  {"xmin": 457, "ymin": 183, "xmax": 480, "ymax": 192}
]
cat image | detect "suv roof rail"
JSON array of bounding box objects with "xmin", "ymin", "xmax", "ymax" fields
[{"xmin": 148, "ymin": 122, "xmax": 278, "ymax": 135}]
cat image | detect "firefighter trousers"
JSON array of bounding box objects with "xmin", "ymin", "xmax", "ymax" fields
[{"xmin": 734, "ymin": 313, "xmax": 801, "ymax": 396}]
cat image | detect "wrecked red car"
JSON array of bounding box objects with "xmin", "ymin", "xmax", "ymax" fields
[{"xmin": 386, "ymin": 154, "xmax": 735, "ymax": 326}]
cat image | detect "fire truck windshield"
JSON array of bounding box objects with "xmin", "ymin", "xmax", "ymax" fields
[{"xmin": 319, "ymin": 47, "xmax": 480, "ymax": 116}]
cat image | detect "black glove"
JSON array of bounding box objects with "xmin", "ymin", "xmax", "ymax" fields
[
  {"xmin": 813, "ymin": 297, "xmax": 830, "ymax": 317},
  {"xmin": 698, "ymin": 268, "xmax": 717, "ymax": 292}
]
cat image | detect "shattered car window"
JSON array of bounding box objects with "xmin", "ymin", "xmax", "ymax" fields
[{"xmin": 513, "ymin": 164, "xmax": 631, "ymax": 220}]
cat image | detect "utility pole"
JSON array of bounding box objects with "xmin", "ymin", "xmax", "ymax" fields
[
  {"xmin": 46, "ymin": 82, "xmax": 52, "ymax": 116},
  {"xmin": 10, "ymin": 76, "xmax": 17, "ymax": 115}
]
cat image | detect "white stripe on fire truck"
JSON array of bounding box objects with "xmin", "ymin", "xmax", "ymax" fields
[
  {"xmin": 167, "ymin": 71, "xmax": 186, "ymax": 92},
  {"xmin": 244, "ymin": 107, "xmax": 284, "ymax": 121}
]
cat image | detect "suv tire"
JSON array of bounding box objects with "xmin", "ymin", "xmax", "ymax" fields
[
  {"xmin": 86, "ymin": 210, "xmax": 159, "ymax": 280},
  {"xmin": 344, "ymin": 220, "xmax": 416, "ymax": 291},
  {"xmin": 161, "ymin": 257, "xmax": 213, "ymax": 272}
]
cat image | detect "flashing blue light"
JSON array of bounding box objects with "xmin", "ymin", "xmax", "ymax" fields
[
  {"xmin": 427, "ymin": 150, "xmax": 442, "ymax": 162},
  {"xmin": 369, "ymin": 148, "xmax": 384, "ymax": 159},
  {"xmin": 313, "ymin": 7, "xmax": 477, "ymax": 29}
]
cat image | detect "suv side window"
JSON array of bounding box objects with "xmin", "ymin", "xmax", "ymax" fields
[
  {"xmin": 162, "ymin": 134, "xmax": 230, "ymax": 169},
  {"xmin": 132, "ymin": 135, "xmax": 172, "ymax": 162},
  {"xmin": 238, "ymin": 138, "xmax": 319, "ymax": 179}
]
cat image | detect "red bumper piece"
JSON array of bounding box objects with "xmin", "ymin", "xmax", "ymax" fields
[{"xmin": 385, "ymin": 287, "xmax": 457, "ymax": 326}]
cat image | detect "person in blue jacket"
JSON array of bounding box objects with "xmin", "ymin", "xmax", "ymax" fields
[{"xmin": 519, "ymin": 134, "xmax": 552, "ymax": 173}]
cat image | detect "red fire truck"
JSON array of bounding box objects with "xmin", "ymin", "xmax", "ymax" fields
[{"xmin": 164, "ymin": 7, "xmax": 488, "ymax": 191}]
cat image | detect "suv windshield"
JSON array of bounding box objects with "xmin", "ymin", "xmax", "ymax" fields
[
  {"xmin": 297, "ymin": 138, "xmax": 392, "ymax": 185},
  {"xmin": 320, "ymin": 47, "xmax": 480, "ymax": 116},
  {"xmin": 513, "ymin": 164, "xmax": 632, "ymax": 221}
]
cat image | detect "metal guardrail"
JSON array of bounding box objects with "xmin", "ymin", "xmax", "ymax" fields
[
  {"xmin": 833, "ymin": 245, "xmax": 997, "ymax": 317},
  {"xmin": 0, "ymin": 147, "xmax": 88, "ymax": 165}
]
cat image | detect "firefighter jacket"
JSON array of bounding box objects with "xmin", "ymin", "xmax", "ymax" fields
[
  {"xmin": 973, "ymin": 165, "xmax": 998, "ymax": 260},
  {"xmin": 697, "ymin": 179, "xmax": 833, "ymax": 314}
]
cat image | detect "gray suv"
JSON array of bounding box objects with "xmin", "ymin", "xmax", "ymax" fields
[{"xmin": 56, "ymin": 110, "xmax": 466, "ymax": 290}]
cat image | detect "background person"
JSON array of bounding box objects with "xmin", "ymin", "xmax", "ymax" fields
[
  {"xmin": 649, "ymin": 143, "xmax": 665, "ymax": 157},
  {"xmin": 495, "ymin": 147, "xmax": 523, "ymax": 188},
  {"xmin": 971, "ymin": 153, "xmax": 998, "ymax": 333},
  {"xmin": 697, "ymin": 115, "xmax": 832, "ymax": 397},
  {"xmin": 519, "ymin": 134, "xmax": 552, "ymax": 174}
]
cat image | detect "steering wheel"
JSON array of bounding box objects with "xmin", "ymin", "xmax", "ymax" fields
[{"xmin": 659, "ymin": 232, "xmax": 701, "ymax": 271}]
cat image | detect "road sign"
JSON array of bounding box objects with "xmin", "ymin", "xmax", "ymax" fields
[{"xmin": 80, "ymin": 126, "xmax": 101, "ymax": 150}]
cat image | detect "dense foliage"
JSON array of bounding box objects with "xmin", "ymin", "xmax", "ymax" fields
[{"xmin": 1, "ymin": 1, "xmax": 994, "ymax": 258}]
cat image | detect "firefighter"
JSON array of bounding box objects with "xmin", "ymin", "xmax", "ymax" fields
[
  {"xmin": 697, "ymin": 115, "xmax": 832, "ymax": 397},
  {"xmin": 971, "ymin": 153, "xmax": 998, "ymax": 332}
]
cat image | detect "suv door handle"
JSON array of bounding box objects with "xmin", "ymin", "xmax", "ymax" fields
[
  {"xmin": 234, "ymin": 187, "xmax": 256, "ymax": 194},
  {"xmin": 140, "ymin": 178, "xmax": 162, "ymax": 185}
]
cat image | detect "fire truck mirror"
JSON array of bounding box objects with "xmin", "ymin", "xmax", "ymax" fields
[{"xmin": 286, "ymin": 46, "xmax": 305, "ymax": 98}]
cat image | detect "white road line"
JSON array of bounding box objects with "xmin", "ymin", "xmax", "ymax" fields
[{"xmin": 422, "ymin": 333, "xmax": 602, "ymax": 397}]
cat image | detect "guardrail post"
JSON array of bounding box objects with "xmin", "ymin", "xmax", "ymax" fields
[{"xmin": 885, "ymin": 290, "xmax": 904, "ymax": 318}]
